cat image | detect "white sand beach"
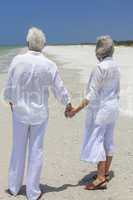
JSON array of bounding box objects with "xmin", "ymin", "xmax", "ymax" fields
[{"xmin": 0, "ymin": 45, "xmax": 133, "ymax": 200}]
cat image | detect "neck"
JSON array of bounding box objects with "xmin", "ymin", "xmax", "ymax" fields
[{"xmin": 28, "ymin": 48, "xmax": 41, "ymax": 53}]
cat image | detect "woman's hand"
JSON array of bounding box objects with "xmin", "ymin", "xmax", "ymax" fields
[
  {"xmin": 65, "ymin": 99, "xmax": 89, "ymax": 119},
  {"xmin": 66, "ymin": 99, "xmax": 89, "ymax": 118}
]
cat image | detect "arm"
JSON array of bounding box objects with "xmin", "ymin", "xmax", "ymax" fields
[
  {"xmin": 51, "ymin": 70, "xmax": 71, "ymax": 106},
  {"xmin": 67, "ymin": 99, "xmax": 89, "ymax": 118},
  {"xmin": 3, "ymin": 62, "xmax": 15, "ymax": 111},
  {"xmin": 85, "ymin": 65, "xmax": 104, "ymax": 103},
  {"xmin": 74, "ymin": 99, "xmax": 89, "ymax": 112},
  {"xmin": 67, "ymin": 66, "xmax": 104, "ymax": 117}
]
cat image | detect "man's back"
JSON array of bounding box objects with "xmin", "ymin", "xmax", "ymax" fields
[
  {"xmin": 4, "ymin": 50, "xmax": 70, "ymax": 125},
  {"xmin": 5, "ymin": 50, "xmax": 57, "ymax": 125}
]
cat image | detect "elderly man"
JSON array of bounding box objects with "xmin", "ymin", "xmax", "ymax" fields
[
  {"xmin": 4, "ymin": 27, "xmax": 71, "ymax": 200},
  {"xmin": 67, "ymin": 36, "xmax": 120, "ymax": 190}
]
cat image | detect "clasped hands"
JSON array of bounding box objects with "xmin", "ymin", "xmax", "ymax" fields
[
  {"xmin": 65, "ymin": 103, "xmax": 77, "ymax": 118},
  {"xmin": 64, "ymin": 99, "xmax": 89, "ymax": 118}
]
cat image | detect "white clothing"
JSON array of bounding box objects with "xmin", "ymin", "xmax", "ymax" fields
[
  {"xmin": 81, "ymin": 57, "xmax": 120, "ymax": 163},
  {"xmin": 6, "ymin": 50, "xmax": 71, "ymax": 200},
  {"xmin": 4, "ymin": 50, "xmax": 70, "ymax": 125},
  {"xmin": 81, "ymin": 108, "xmax": 115, "ymax": 163},
  {"xmin": 8, "ymin": 113, "xmax": 47, "ymax": 200}
]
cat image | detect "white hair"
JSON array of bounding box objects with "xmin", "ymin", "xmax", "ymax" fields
[
  {"xmin": 26, "ymin": 27, "xmax": 46, "ymax": 51},
  {"xmin": 96, "ymin": 35, "xmax": 114, "ymax": 60}
]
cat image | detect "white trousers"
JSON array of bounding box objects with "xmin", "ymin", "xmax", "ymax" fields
[{"xmin": 8, "ymin": 114, "xmax": 48, "ymax": 200}]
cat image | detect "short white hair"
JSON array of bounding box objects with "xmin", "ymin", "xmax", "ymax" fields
[
  {"xmin": 26, "ymin": 27, "xmax": 46, "ymax": 51},
  {"xmin": 96, "ymin": 35, "xmax": 114, "ymax": 60}
]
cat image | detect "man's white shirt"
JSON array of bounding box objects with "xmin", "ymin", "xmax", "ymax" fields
[{"xmin": 4, "ymin": 50, "xmax": 70, "ymax": 125}]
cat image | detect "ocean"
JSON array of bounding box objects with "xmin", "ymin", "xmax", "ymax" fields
[{"xmin": 0, "ymin": 46, "xmax": 20, "ymax": 73}]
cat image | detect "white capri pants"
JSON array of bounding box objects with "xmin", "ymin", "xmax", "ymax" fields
[
  {"xmin": 8, "ymin": 114, "xmax": 48, "ymax": 200},
  {"xmin": 81, "ymin": 107, "xmax": 116, "ymax": 164}
]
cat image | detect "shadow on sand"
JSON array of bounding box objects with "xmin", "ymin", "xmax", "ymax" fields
[{"xmin": 5, "ymin": 170, "xmax": 115, "ymax": 197}]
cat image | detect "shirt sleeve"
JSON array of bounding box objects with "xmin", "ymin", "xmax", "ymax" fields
[
  {"xmin": 3, "ymin": 61, "xmax": 15, "ymax": 103},
  {"xmin": 117, "ymin": 74, "xmax": 120, "ymax": 100},
  {"xmin": 86, "ymin": 65, "xmax": 105, "ymax": 103},
  {"xmin": 51, "ymin": 69, "xmax": 71, "ymax": 106}
]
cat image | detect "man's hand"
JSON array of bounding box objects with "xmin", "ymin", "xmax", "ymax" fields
[
  {"xmin": 65, "ymin": 103, "xmax": 77, "ymax": 118},
  {"xmin": 65, "ymin": 103, "xmax": 73, "ymax": 118},
  {"xmin": 66, "ymin": 108, "xmax": 77, "ymax": 118}
]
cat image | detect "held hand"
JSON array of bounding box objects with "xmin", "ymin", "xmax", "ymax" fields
[
  {"xmin": 65, "ymin": 99, "xmax": 89, "ymax": 119},
  {"xmin": 65, "ymin": 103, "xmax": 73, "ymax": 117},
  {"xmin": 66, "ymin": 108, "xmax": 77, "ymax": 118}
]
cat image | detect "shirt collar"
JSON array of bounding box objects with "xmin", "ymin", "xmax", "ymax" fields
[
  {"xmin": 102, "ymin": 56, "xmax": 113, "ymax": 61},
  {"xmin": 28, "ymin": 50, "xmax": 42, "ymax": 55}
]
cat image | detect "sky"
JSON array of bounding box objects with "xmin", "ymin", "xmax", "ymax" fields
[{"xmin": 0, "ymin": 0, "xmax": 133, "ymax": 45}]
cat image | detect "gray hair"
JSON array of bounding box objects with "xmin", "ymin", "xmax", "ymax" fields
[
  {"xmin": 96, "ymin": 35, "xmax": 114, "ymax": 60},
  {"xmin": 26, "ymin": 27, "xmax": 46, "ymax": 51}
]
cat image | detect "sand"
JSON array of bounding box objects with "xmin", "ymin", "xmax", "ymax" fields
[{"xmin": 0, "ymin": 45, "xmax": 133, "ymax": 200}]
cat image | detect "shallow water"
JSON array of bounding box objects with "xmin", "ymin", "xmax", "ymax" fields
[{"xmin": 0, "ymin": 46, "xmax": 20, "ymax": 73}]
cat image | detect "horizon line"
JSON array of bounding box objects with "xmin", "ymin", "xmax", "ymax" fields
[{"xmin": 0, "ymin": 40, "xmax": 133, "ymax": 47}]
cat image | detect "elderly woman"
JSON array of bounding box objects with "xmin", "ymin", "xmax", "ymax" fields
[
  {"xmin": 67, "ymin": 36, "xmax": 120, "ymax": 190},
  {"xmin": 4, "ymin": 27, "xmax": 71, "ymax": 200}
]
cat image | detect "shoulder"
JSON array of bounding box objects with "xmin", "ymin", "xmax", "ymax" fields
[
  {"xmin": 9, "ymin": 54, "xmax": 22, "ymax": 72},
  {"xmin": 40, "ymin": 55, "xmax": 58, "ymax": 73},
  {"xmin": 99, "ymin": 58, "xmax": 120, "ymax": 79},
  {"xmin": 11, "ymin": 54, "xmax": 21, "ymax": 63},
  {"xmin": 11, "ymin": 53, "xmax": 29, "ymax": 65},
  {"xmin": 100, "ymin": 58, "xmax": 118, "ymax": 68},
  {"xmin": 93, "ymin": 64, "xmax": 105, "ymax": 75}
]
